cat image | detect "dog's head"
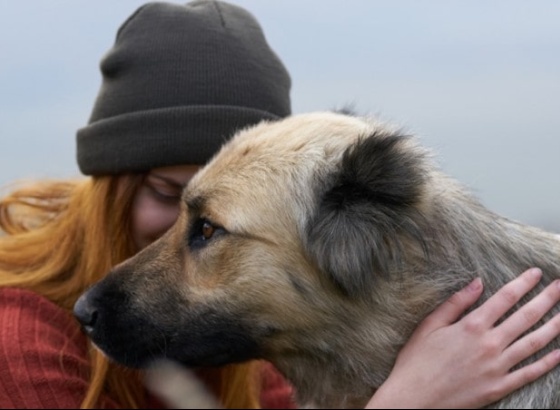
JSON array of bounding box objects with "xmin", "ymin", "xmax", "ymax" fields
[{"xmin": 74, "ymin": 112, "xmax": 434, "ymax": 370}]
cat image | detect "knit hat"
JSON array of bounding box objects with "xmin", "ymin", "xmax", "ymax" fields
[{"xmin": 77, "ymin": 0, "xmax": 291, "ymax": 175}]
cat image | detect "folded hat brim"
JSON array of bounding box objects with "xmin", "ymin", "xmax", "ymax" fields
[{"xmin": 77, "ymin": 105, "xmax": 280, "ymax": 175}]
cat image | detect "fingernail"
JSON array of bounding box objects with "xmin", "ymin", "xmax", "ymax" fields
[
  {"xmin": 468, "ymin": 277, "xmax": 483, "ymax": 292},
  {"xmin": 529, "ymin": 268, "xmax": 543, "ymax": 279}
]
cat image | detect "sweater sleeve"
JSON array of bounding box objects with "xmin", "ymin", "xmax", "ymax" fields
[
  {"xmin": 0, "ymin": 287, "xmax": 121, "ymax": 409},
  {"xmin": 259, "ymin": 361, "xmax": 298, "ymax": 409}
]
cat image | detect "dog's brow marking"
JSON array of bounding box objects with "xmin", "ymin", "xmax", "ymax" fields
[
  {"xmin": 227, "ymin": 231, "xmax": 277, "ymax": 247},
  {"xmin": 185, "ymin": 196, "xmax": 283, "ymax": 247},
  {"xmin": 186, "ymin": 195, "xmax": 205, "ymax": 213}
]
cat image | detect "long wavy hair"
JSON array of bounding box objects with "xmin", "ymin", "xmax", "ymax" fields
[{"xmin": 0, "ymin": 176, "xmax": 261, "ymax": 409}]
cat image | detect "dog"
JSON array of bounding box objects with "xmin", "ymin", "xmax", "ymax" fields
[{"xmin": 74, "ymin": 111, "xmax": 560, "ymax": 408}]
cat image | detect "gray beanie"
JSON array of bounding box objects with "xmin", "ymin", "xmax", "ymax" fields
[{"xmin": 77, "ymin": 0, "xmax": 291, "ymax": 175}]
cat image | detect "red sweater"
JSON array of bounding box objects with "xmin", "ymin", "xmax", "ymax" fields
[{"xmin": 0, "ymin": 287, "xmax": 296, "ymax": 409}]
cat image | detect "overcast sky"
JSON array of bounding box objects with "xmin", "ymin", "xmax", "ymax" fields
[{"xmin": 0, "ymin": 0, "xmax": 558, "ymax": 232}]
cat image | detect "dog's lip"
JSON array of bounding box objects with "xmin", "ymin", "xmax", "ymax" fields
[{"xmin": 80, "ymin": 324, "xmax": 95, "ymax": 336}]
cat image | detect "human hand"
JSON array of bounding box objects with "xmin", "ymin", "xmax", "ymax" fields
[{"xmin": 366, "ymin": 268, "xmax": 560, "ymax": 409}]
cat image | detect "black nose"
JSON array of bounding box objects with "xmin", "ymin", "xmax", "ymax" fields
[{"xmin": 73, "ymin": 293, "xmax": 98, "ymax": 335}]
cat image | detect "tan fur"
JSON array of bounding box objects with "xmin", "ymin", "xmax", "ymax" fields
[{"xmin": 81, "ymin": 112, "xmax": 560, "ymax": 408}]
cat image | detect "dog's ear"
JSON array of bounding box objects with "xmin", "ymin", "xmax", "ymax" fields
[{"xmin": 305, "ymin": 131, "xmax": 429, "ymax": 297}]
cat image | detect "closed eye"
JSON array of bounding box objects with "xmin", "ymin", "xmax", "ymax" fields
[
  {"xmin": 143, "ymin": 174, "xmax": 184, "ymax": 205},
  {"xmin": 188, "ymin": 218, "xmax": 226, "ymax": 249}
]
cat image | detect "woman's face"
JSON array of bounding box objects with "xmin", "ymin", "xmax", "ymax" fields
[{"xmin": 131, "ymin": 164, "xmax": 201, "ymax": 250}]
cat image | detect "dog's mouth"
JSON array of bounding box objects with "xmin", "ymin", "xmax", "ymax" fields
[
  {"xmin": 74, "ymin": 287, "xmax": 263, "ymax": 369},
  {"xmin": 90, "ymin": 317, "xmax": 262, "ymax": 369}
]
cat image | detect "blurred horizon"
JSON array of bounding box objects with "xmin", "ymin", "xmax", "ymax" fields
[{"xmin": 0, "ymin": 0, "xmax": 558, "ymax": 232}]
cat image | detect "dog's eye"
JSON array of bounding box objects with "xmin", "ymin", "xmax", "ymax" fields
[
  {"xmin": 189, "ymin": 218, "xmax": 224, "ymax": 249},
  {"xmin": 201, "ymin": 221, "xmax": 215, "ymax": 240}
]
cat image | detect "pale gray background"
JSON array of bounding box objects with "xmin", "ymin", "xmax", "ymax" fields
[{"xmin": 0, "ymin": 0, "xmax": 558, "ymax": 232}]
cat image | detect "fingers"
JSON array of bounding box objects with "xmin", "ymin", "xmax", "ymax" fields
[
  {"xmin": 416, "ymin": 277, "xmax": 484, "ymax": 333},
  {"xmin": 502, "ymin": 312, "xmax": 560, "ymax": 367},
  {"xmin": 497, "ymin": 279, "xmax": 560, "ymax": 348},
  {"xmin": 498, "ymin": 349, "xmax": 560, "ymax": 399},
  {"xmin": 465, "ymin": 268, "xmax": 543, "ymax": 328}
]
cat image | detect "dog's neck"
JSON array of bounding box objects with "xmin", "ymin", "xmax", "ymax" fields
[
  {"xmin": 269, "ymin": 313, "xmax": 420, "ymax": 409},
  {"xmin": 274, "ymin": 354, "xmax": 379, "ymax": 408}
]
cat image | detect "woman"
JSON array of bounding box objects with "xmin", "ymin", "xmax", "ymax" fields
[{"xmin": 1, "ymin": 1, "xmax": 559, "ymax": 408}]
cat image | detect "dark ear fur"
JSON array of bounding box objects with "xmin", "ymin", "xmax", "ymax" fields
[{"xmin": 305, "ymin": 131, "xmax": 429, "ymax": 297}]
